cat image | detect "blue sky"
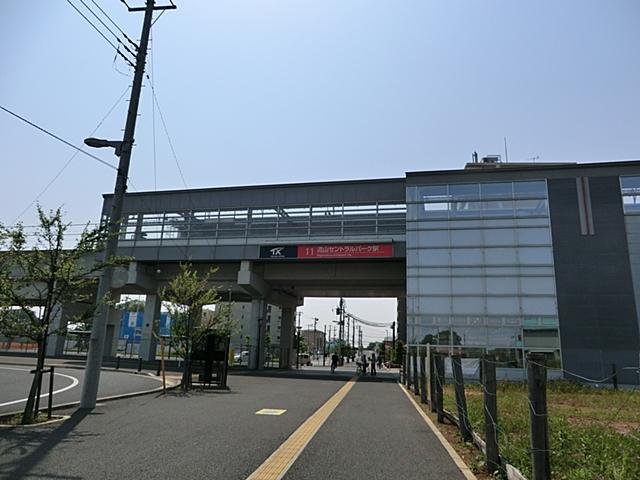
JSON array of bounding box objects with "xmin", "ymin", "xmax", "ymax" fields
[{"xmin": 1, "ymin": 1, "xmax": 638, "ymax": 337}]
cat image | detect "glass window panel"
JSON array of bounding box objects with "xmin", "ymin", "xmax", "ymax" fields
[
  {"xmin": 487, "ymin": 297, "xmax": 520, "ymax": 315},
  {"xmin": 418, "ymin": 249, "xmax": 449, "ymax": 266},
  {"xmin": 407, "ymin": 249, "xmax": 418, "ymax": 266},
  {"xmin": 523, "ymin": 329, "xmax": 560, "ymax": 348},
  {"xmin": 518, "ymin": 247, "xmax": 553, "ymax": 265},
  {"xmin": 407, "ymin": 277, "xmax": 419, "ymax": 296},
  {"xmin": 485, "ymin": 247, "xmax": 517, "ymax": 265},
  {"xmin": 449, "ymin": 183, "xmax": 480, "ymax": 200},
  {"xmin": 521, "ymin": 297, "xmax": 557, "ymax": 315},
  {"xmin": 481, "ymin": 182, "xmax": 513, "ymax": 199},
  {"xmin": 452, "ymin": 297, "xmax": 484, "ymax": 315},
  {"xmin": 406, "ymin": 204, "xmax": 421, "ymax": 221},
  {"xmin": 451, "ymin": 326, "xmax": 487, "ymax": 346},
  {"xmin": 422, "ymin": 202, "xmax": 449, "ymax": 219},
  {"xmin": 419, "ymin": 278, "xmax": 451, "ymax": 295},
  {"xmin": 482, "ymin": 200, "xmax": 514, "ymax": 218},
  {"xmin": 483, "ymin": 218, "xmax": 516, "ymax": 228},
  {"xmin": 520, "ymin": 266, "xmax": 555, "ymax": 275},
  {"xmin": 487, "ymin": 327, "xmax": 520, "ymax": 347},
  {"xmin": 418, "ymin": 230, "xmax": 449, "ymax": 247},
  {"xmin": 514, "ymin": 180, "xmax": 547, "ymax": 198},
  {"xmin": 514, "ymin": 199, "xmax": 548, "ymax": 217},
  {"xmin": 419, "ymin": 267, "xmax": 451, "ymax": 276},
  {"xmin": 484, "ymin": 228, "xmax": 516, "ymax": 245},
  {"xmin": 406, "ymin": 186, "xmax": 419, "ymax": 203},
  {"xmin": 521, "ymin": 277, "xmax": 556, "ymax": 295},
  {"xmin": 419, "ymin": 296, "xmax": 451, "ymax": 314},
  {"xmin": 418, "ymin": 326, "xmax": 451, "ymax": 345},
  {"xmin": 620, "ymin": 176, "xmax": 640, "ymax": 193},
  {"xmin": 623, "ymin": 195, "xmax": 640, "ymax": 214},
  {"xmin": 449, "ymin": 201, "xmax": 482, "ymax": 218},
  {"xmin": 485, "ymin": 266, "xmax": 519, "ymax": 276},
  {"xmin": 451, "ymin": 229, "xmax": 482, "ymax": 246},
  {"xmin": 517, "ymin": 227, "xmax": 551, "ymax": 245},
  {"xmin": 515, "ymin": 217, "xmax": 549, "ymax": 227},
  {"xmin": 420, "ymin": 220, "xmax": 451, "ymax": 230},
  {"xmin": 419, "ymin": 185, "xmax": 448, "ymax": 201},
  {"xmin": 406, "ymin": 231, "xmax": 419, "ymax": 249},
  {"xmin": 450, "ymin": 267, "xmax": 483, "ymax": 276},
  {"xmin": 452, "ymin": 277, "xmax": 483, "ymax": 294},
  {"xmin": 451, "ymin": 248, "xmax": 483, "ymax": 265},
  {"xmin": 486, "ymin": 277, "xmax": 518, "ymax": 295}
]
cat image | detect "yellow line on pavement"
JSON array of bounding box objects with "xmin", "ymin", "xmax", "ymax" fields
[{"xmin": 246, "ymin": 378, "xmax": 357, "ymax": 480}]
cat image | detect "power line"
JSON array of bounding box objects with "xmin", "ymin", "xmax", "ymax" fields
[
  {"xmin": 150, "ymin": 31, "xmax": 157, "ymax": 190},
  {"xmin": 0, "ymin": 105, "xmax": 117, "ymax": 171},
  {"xmin": 77, "ymin": 0, "xmax": 137, "ymax": 60},
  {"xmin": 66, "ymin": 0, "xmax": 136, "ymax": 69},
  {"xmin": 147, "ymin": 74, "xmax": 188, "ymax": 188},
  {"xmin": 90, "ymin": 0, "xmax": 140, "ymax": 51},
  {"xmin": 11, "ymin": 86, "xmax": 131, "ymax": 224},
  {"xmin": 151, "ymin": 9, "xmax": 165, "ymax": 27}
]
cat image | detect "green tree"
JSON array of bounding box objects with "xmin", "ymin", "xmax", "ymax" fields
[
  {"xmin": 393, "ymin": 340, "xmax": 405, "ymax": 366},
  {"xmin": 0, "ymin": 206, "xmax": 128, "ymax": 424},
  {"xmin": 298, "ymin": 335, "xmax": 308, "ymax": 354},
  {"xmin": 161, "ymin": 263, "xmax": 232, "ymax": 391}
]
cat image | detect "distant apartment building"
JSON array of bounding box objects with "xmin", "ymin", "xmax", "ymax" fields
[{"xmin": 231, "ymin": 302, "xmax": 283, "ymax": 349}]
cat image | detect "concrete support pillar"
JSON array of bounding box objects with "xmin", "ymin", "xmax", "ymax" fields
[
  {"xmin": 105, "ymin": 306, "xmax": 122, "ymax": 358},
  {"xmin": 279, "ymin": 307, "xmax": 295, "ymax": 369},
  {"xmin": 46, "ymin": 305, "xmax": 66, "ymax": 357},
  {"xmin": 248, "ymin": 298, "xmax": 267, "ymax": 370},
  {"xmin": 139, "ymin": 294, "xmax": 160, "ymax": 361},
  {"xmin": 397, "ymin": 296, "xmax": 407, "ymax": 343}
]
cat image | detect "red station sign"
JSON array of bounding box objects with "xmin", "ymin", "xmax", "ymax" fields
[{"xmin": 297, "ymin": 243, "xmax": 393, "ymax": 259}]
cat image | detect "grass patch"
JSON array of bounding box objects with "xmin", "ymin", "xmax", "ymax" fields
[
  {"xmin": 0, "ymin": 412, "xmax": 60, "ymax": 426},
  {"xmin": 443, "ymin": 381, "xmax": 640, "ymax": 480}
]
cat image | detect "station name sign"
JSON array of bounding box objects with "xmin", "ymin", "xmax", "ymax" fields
[{"xmin": 259, "ymin": 243, "xmax": 393, "ymax": 259}]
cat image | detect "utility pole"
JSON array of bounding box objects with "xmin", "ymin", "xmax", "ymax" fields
[
  {"xmin": 345, "ymin": 314, "xmax": 350, "ymax": 362},
  {"xmin": 313, "ymin": 317, "xmax": 318, "ymax": 358},
  {"xmin": 392, "ymin": 321, "xmax": 396, "ymax": 347},
  {"xmin": 338, "ymin": 297, "xmax": 344, "ymax": 365},
  {"xmin": 323, "ymin": 324, "xmax": 326, "ymax": 366},
  {"xmin": 352, "ymin": 318, "xmax": 356, "ymax": 354},
  {"xmin": 295, "ymin": 311, "xmax": 302, "ymax": 369},
  {"xmin": 81, "ymin": 0, "xmax": 176, "ymax": 410}
]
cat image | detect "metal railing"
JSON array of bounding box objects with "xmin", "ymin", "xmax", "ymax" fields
[{"xmin": 116, "ymin": 201, "xmax": 406, "ymax": 245}]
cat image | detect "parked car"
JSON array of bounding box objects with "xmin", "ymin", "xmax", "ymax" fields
[
  {"xmin": 234, "ymin": 350, "xmax": 249, "ymax": 364},
  {"xmin": 297, "ymin": 353, "xmax": 312, "ymax": 366}
]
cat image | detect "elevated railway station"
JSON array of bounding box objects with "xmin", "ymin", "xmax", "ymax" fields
[{"xmin": 44, "ymin": 159, "xmax": 640, "ymax": 382}]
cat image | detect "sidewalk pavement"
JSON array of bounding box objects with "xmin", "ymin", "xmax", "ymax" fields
[{"xmin": 0, "ymin": 374, "xmax": 472, "ymax": 480}]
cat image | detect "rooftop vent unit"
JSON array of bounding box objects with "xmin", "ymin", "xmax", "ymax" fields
[{"xmin": 482, "ymin": 155, "xmax": 501, "ymax": 164}]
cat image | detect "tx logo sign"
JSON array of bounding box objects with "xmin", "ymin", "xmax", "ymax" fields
[{"xmin": 260, "ymin": 245, "xmax": 296, "ymax": 259}]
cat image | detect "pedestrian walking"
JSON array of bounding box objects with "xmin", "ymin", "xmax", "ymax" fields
[
  {"xmin": 360, "ymin": 353, "xmax": 368, "ymax": 375},
  {"xmin": 331, "ymin": 352, "xmax": 339, "ymax": 373},
  {"xmin": 371, "ymin": 353, "xmax": 377, "ymax": 376}
]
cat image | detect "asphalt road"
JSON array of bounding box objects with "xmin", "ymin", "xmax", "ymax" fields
[
  {"xmin": 0, "ymin": 363, "xmax": 163, "ymax": 415},
  {"xmin": 0, "ymin": 375, "xmax": 468, "ymax": 480}
]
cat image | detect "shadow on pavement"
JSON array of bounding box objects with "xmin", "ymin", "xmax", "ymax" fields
[{"xmin": 0, "ymin": 410, "xmax": 94, "ymax": 480}]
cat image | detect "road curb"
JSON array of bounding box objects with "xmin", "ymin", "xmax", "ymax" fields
[
  {"xmin": 0, "ymin": 369, "xmax": 180, "ymax": 422},
  {"xmin": 398, "ymin": 382, "xmax": 478, "ymax": 480}
]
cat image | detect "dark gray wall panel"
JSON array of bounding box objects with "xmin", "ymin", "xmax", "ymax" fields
[{"xmin": 548, "ymin": 176, "xmax": 640, "ymax": 383}]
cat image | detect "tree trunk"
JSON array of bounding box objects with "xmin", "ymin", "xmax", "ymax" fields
[{"xmin": 22, "ymin": 337, "xmax": 47, "ymax": 424}]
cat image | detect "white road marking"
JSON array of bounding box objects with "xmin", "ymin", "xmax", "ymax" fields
[{"xmin": 0, "ymin": 365, "xmax": 80, "ymax": 407}]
